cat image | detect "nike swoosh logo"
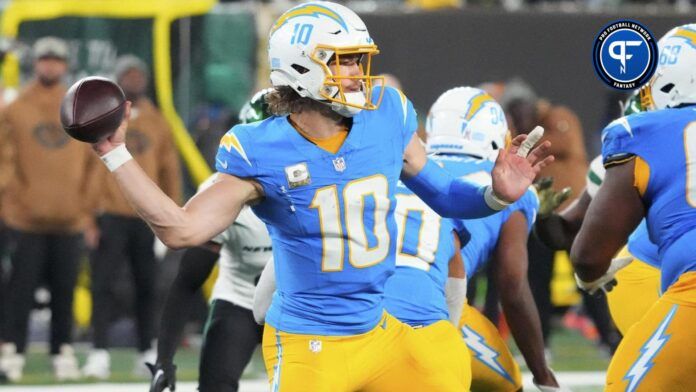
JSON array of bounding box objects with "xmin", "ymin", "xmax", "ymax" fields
[{"xmin": 217, "ymin": 159, "xmax": 228, "ymax": 170}]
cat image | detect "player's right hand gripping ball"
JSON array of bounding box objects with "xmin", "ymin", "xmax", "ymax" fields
[{"xmin": 60, "ymin": 76, "xmax": 126, "ymax": 143}]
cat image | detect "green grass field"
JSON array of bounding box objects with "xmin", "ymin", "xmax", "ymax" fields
[{"xmin": 10, "ymin": 324, "xmax": 610, "ymax": 390}]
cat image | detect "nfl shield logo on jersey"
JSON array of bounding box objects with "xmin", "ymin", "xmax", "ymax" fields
[
  {"xmin": 285, "ymin": 162, "xmax": 311, "ymax": 188},
  {"xmin": 309, "ymin": 339, "xmax": 322, "ymax": 353},
  {"xmin": 332, "ymin": 156, "xmax": 346, "ymax": 172}
]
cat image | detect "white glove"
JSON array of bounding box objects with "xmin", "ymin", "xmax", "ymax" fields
[{"xmin": 575, "ymin": 256, "xmax": 633, "ymax": 295}]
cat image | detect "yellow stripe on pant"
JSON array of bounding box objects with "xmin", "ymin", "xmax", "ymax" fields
[
  {"xmin": 262, "ymin": 312, "xmax": 469, "ymax": 392},
  {"xmin": 606, "ymin": 271, "xmax": 696, "ymax": 392},
  {"xmin": 459, "ymin": 304, "xmax": 522, "ymax": 392},
  {"xmin": 606, "ymin": 246, "xmax": 661, "ymax": 336}
]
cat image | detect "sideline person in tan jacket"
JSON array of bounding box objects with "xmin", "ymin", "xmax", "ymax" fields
[
  {"xmin": 82, "ymin": 54, "xmax": 182, "ymax": 380},
  {"xmin": 0, "ymin": 37, "xmax": 98, "ymax": 382}
]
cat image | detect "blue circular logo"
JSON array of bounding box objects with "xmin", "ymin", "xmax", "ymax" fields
[{"xmin": 593, "ymin": 20, "xmax": 657, "ymax": 90}]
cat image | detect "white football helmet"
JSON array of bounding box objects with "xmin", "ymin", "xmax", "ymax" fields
[
  {"xmin": 426, "ymin": 87, "xmax": 509, "ymax": 159},
  {"xmin": 642, "ymin": 24, "xmax": 696, "ymax": 110},
  {"xmin": 268, "ymin": 1, "xmax": 383, "ymax": 117}
]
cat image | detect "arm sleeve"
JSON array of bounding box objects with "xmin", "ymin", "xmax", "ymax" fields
[
  {"xmin": 401, "ymin": 159, "xmax": 498, "ymax": 219},
  {"xmin": 252, "ymin": 257, "xmax": 276, "ymax": 325},
  {"xmin": 445, "ymin": 277, "xmax": 467, "ymax": 326},
  {"xmin": 156, "ymin": 246, "xmax": 218, "ymax": 365}
]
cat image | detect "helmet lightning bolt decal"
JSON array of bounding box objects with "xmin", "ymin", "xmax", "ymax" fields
[
  {"xmin": 461, "ymin": 325, "xmax": 515, "ymax": 384},
  {"xmin": 271, "ymin": 4, "xmax": 348, "ymax": 35},
  {"xmin": 673, "ymin": 27, "xmax": 696, "ymax": 49},
  {"xmin": 463, "ymin": 92, "xmax": 494, "ymax": 121},
  {"xmin": 623, "ymin": 304, "xmax": 678, "ymax": 392}
]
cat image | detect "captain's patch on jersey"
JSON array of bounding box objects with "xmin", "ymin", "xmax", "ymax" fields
[{"xmin": 285, "ymin": 162, "xmax": 311, "ymax": 188}]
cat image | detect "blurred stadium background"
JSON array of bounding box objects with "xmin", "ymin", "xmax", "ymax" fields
[{"xmin": 0, "ymin": 0, "xmax": 692, "ymax": 390}]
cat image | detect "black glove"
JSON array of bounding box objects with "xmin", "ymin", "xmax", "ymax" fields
[{"xmin": 147, "ymin": 362, "xmax": 177, "ymax": 392}]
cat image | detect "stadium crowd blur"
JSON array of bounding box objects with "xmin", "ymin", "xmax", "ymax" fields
[{"xmin": 0, "ymin": 0, "xmax": 685, "ymax": 385}]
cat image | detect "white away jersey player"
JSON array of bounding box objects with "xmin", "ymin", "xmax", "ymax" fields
[{"xmin": 211, "ymin": 206, "xmax": 272, "ymax": 310}]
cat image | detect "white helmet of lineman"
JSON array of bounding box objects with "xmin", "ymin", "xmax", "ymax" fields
[
  {"xmin": 642, "ymin": 23, "xmax": 696, "ymax": 110},
  {"xmin": 426, "ymin": 86, "xmax": 509, "ymax": 159},
  {"xmin": 268, "ymin": 1, "xmax": 384, "ymax": 117}
]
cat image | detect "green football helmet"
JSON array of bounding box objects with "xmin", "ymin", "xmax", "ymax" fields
[
  {"xmin": 239, "ymin": 88, "xmax": 273, "ymax": 124},
  {"xmin": 621, "ymin": 90, "xmax": 643, "ymax": 116}
]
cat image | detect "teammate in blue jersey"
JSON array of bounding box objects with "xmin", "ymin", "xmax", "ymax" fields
[
  {"xmin": 572, "ymin": 24, "xmax": 696, "ymax": 391},
  {"xmin": 397, "ymin": 86, "xmax": 559, "ymax": 391},
  {"xmin": 85, "ymin": 2, "xmax": 553, "ymax": 390},
  {"xmin": 535, "ymin": 92, "xmax": 662, "ymax": 336}
]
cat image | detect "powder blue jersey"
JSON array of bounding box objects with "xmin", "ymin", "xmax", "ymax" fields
[
  {"xmin": 383, "ymin": 154, "xmax": 537, "ymax": 326},
  {"xmin": 627, "ymin": 221, "xmax": 660, "ymax": 268},
  {"xmin": 602, "ymin": 106, "xmax": 696, "ymax": 290},
  {"xmin": 215, "ymin": 87, "xmax": 417, "ymax": 335},
  {"xmin": 382, "ymin": 175, "xmax": 459, "ymax": 327},
  {"xmin": 449, "ymin": 157, "xmax": 539, "ymax": 279}
]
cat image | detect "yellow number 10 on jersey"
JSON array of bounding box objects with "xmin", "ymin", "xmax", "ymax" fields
[{"xmin": 310, "ymin": 175, "xmax": 391, "ymax": 272}]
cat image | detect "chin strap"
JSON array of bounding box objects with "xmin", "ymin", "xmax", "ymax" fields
[{"xmin": 330, "ymin": 91, "xmax": 366, "ymax": 117}]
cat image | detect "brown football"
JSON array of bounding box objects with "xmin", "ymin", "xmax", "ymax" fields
[{"xmin": 60, "ymin": 76, "xmax": 126, "ymax": 143}]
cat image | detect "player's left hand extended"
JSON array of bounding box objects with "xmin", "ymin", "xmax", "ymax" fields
[
  {"xmin": 147, "ymin": 362, "xmax": 177, "ymax": 392},
  {"xmin": 534, "ymin": 177, "xmax": 572, "ymax": 218},
  {"xmin": 575, "ymin": 256, "xmax": 633, "ymax": 295},
  {"xmin": 492, "ymin": 126, "xmax": 554, "ymax": 203}
]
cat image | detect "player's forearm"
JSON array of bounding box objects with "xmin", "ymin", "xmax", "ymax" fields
[
  {"xmin": 401, "ymin": 160, "xmax": 500, "ymax": 219},
  {"xmin": 157, "ymin": 246, "xmax": 218, "ymax": 364},
  {"xmin": 572, "ymin": 162, "xmax": 644, "ymax": 282},
  {"xmin": 108, "ymin": 159, "xmax": 250, "ymax": 248},
  {"xmin": 534, "ymin": 214, "xmax": 575, "ymax": 250},
  {"xmin": 160, "ymin": 151, "xmax": 183, "ymax": 205},
  {"xmin": 571, "ymin": 221, "xmax": 614, "ymax": 282},
  {"xmin": 111, "ymin": 160, "xmax": 194, "ymax": 248},
  {"xmin": 500, "ymin": 282, "xmax": 553, "ymax": 383},
  {"xmin": 570, "ymin": 249, "xmax": 610, "ymax": 282}
]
